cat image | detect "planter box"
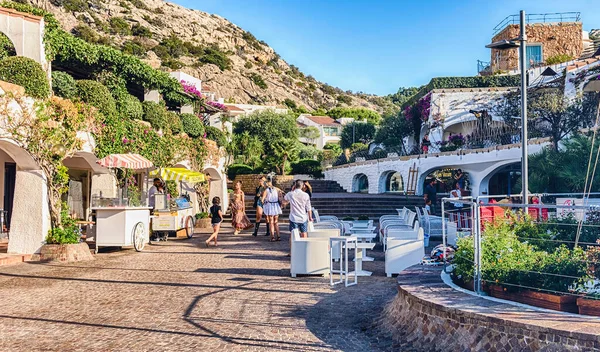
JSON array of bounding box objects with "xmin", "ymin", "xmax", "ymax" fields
[
  {"xmin": 34, "ymin": 242, "xmax": 95, "ymax": 263},
  {"xmin": 577, "ymin": 298, "xmax": 600, "ymax": 316},
  {"xmin": 489, "ymin": 285, "xmax": 578, "ymax": 313},
  {"xmin": 195, "ymin": 218, "xmax": 212, "ymax": 229}
]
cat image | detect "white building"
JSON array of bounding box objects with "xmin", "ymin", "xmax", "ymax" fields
[{"xmin": 296, "ymin": 115, "xmax": 345, "ymax": 149}]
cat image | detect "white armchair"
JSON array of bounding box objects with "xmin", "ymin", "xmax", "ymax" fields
[
  {"xmin": 385, "ymin": 227, "xmax": 425, "ymax": 277},
  {"xmin": 290, "ymin": 229, "xmax": 332, "ymax": 277},
  {"xmin": 383, "ymin": 221, "xmax": 419, "ymax": 251},
  {"xmin": 312, "ymin": 209, "xmax": 338, "ymax": 223}
]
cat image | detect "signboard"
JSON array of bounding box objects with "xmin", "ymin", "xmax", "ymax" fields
[
  {"xmin": 555, "ymin": 198, "xmax": 600, "ymax": 221},
  {"xmin": 152, "ymin": 216, "xmax": 176, "ymax": 231}
]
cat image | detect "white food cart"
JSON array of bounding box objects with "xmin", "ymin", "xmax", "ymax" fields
[
  {"xmin": 149, "ymin": 168, "xmax": 205, "ymax": 241},
  {"xmin": 91, "ymin": 153, "xmax": 153, "ymax": 253}
]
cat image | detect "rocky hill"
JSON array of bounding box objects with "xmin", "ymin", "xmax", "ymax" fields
[{"xmin": 26, "ymin": 0, "xmax": 383, "ymax": 112}]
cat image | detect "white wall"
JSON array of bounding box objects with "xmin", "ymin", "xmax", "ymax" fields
[{"xmin": 324, "ymin": 142, "xmax": 546, "ymax": 197}]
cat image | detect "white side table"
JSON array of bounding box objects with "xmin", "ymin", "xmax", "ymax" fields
[{"xmin": 330, "ymin": 236, "xmax": 357, "ymax": 287}]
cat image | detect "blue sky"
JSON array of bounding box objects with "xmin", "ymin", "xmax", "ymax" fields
[{"xmin": 173, "ymin": 0, "xmax": 600, "ymax": 96}]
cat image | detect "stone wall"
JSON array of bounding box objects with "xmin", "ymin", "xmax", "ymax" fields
[
  {"xmin": 378, "ymin": 266, "xmax": 600, "ymax": 351},
  {"xmin": 491, "ymin": 23, "xmax": 583, "ymax": 71},
  {"xmin": 233, "ymin": 174, "xmax": 295, "ymax": 194}
]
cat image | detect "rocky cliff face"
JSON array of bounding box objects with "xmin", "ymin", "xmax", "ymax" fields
[{"xmin": 28, "ymin": 0, "xmax": 382, "ymax": 111}]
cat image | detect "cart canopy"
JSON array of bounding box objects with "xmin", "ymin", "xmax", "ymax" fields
[
  {"xmin": 97, "ymin": 153, "xmax": 154, "ymax": 170},
  {"xmin": 150, "ymin": 167, "xmax": 205, "ymax": 183}
]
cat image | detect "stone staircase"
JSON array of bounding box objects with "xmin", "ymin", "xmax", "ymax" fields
[
  {"xmin": 243, "ymin": 193, "xmax": 426, "ymax": 222},
  {"xmin": 302, "ymin": 180, "xmax": 346, "ymax": 193}
]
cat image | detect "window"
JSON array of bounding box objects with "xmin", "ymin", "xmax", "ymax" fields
[
  {"xmin": 525, "ymin": 44, "xmax": 543, "ymax": 68},
  {"xmin": 323, "ymin": 127, "xmax": 339, "ymax": 136}
]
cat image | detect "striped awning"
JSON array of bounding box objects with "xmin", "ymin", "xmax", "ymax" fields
[
  {"xmin": 96, "ymin": 154, "xmax": 154, "ymax": 170},
  {"xmin": 150, "ymin": 168, "xmax": 205, "ymax": 183}
]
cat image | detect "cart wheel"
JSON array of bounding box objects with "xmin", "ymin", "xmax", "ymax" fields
[
  {"xmin": 132, "ymin": 222, "xmax": 146, "ymax": 252},
  {"xmin": 185, "ymin": 216, "xmax": 194, "ymax": 239}
]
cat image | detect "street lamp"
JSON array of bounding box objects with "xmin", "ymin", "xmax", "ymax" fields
[{"xmin": 486, "ymin": 10, "xmax": 528, "ymax": 205}]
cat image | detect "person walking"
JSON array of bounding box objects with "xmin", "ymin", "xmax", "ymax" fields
[
  {"xmin": 424, "ymin": 178, "xmax": 437, "ymax": 215},
  {"xmin": 252, "ymin": 176, "xmax": 268, "ymax": 237},
  {"xmin": 283, "ymin": 180, "xmax": 313, "ymax": 239},
  {"xmin": 231, "ymin": 181, "xmax": 253, "ymax": 235},
  {"xmin": 454, "ymin": 169, "xmax": 465, "ymax": 191},
  {"xmin": 302, "ymin": 181, "xmax": 313, "ymax": 199},
  {"xmin": 205, "ymin": 197, "xmax": 223, "ymax": 247},
  {"xmin": 262, "ymin": 177, "xmax": 283, "ymax": 242}
]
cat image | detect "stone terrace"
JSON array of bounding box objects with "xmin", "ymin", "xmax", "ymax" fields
[
  {"xmin": 381, "ymin": 266, "xmax": 600, "ymax": 351},
  {"xmin": 0, "ymin": 224, "xmax": 421, "ymax": 351}
]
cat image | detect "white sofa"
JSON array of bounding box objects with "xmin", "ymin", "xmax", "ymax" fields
[
  {"xmin": 385, "ymin": 227, "xmax": 425, "ymax": 277},
  {"xmin": 290, "ymin": 228, "xmax": 340, "ymax": 277}
]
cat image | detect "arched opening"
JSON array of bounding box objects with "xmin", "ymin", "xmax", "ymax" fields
[
  {"xmin": 486, "ymin": 163, "xmax": 522, "ymax": 197},
  {"xmin": 203, "ymin": 167, "xmax": 227, "ymax": 212},
  {"xmin": 421, "ymin": 167, "xmax": 471, "ymax": 195},
  {"xmin": 379, "ymin": 170, "xmax": 403, "ymax": 193},
  {"xmin": 352, "ymin": 173, "xmax": 369, "ymax": 193},
  {"xmin": 0, "ymin": 32, "xmax": 16, "ymax": 60}
]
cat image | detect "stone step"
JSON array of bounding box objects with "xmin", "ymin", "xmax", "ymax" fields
[{"xmin": 0, "ymin": 254, "xmax": 31, "ymax": 266}]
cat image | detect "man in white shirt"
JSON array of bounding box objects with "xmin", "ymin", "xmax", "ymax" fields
[{"xmin": 283, "ymin": 180, "xmax": 313, "ymax": 238}]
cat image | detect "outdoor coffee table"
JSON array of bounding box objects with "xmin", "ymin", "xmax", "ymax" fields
[
  {"xmin": 346, "ymin": 241, "xmax": 376, "ymax": 276},
  {"xmin": 350, "ymin": 229, "xmax": 377, "ymax": 262}
]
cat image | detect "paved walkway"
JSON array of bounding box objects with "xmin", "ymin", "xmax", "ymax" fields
[{"xmin": 0, "ymin": 224, "xmax": 412, "ymax": 351}]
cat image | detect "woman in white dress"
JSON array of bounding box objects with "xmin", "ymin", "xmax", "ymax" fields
[{"xmin": 261, "ymin": 178, "xmax": 282, "ymax": 242}]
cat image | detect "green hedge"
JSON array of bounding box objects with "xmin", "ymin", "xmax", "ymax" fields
[
  {"xmin": 227, "ymin": 164, "xmax": 253, "ymax": 180},
  {"xmin": 402, "ymin": 75, "xmax": 521, "ymax": 109},
  {"xmin": 142, "ymin": 101, "xmax": 169, "ymax": 130},
  {"xmin": 291, "ymin": 159, "xmax": 323, "ymax": 179},
  {"xmin": 76, "ymin": 80, "xmax": 116, "ymax": 116},
  {"xmin": 180, "ymin": 113, "xmax": 204, "ymax": 137},
  {"xmin": 205, "ymin": 126, "xmax": 227, "ymax": 147},
  {"xmin": 51, "ymin": 70, "xmax": 77, "ymax": 99},
  {"xmin": 0, "ymin": 56, "xmax": 50, "ymax": 98},
  {"xmin": 117, "ymin": 94, "xmax": 143, "ymax": 120},
  {"xmin": 167, "ymin": 111, "xmax": 183, "ymax": 134}
]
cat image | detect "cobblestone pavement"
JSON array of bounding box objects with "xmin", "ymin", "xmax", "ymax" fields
[{"xmin": 0, "ymin": 224, "xmax": 415, "ymax": 351}]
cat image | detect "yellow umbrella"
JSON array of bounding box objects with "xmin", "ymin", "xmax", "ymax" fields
[{"xmin": 150, "ymin": 168, "xmax": 205, "ymax": 183}]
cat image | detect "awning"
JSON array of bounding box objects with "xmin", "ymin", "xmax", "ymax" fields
[
  {"xmin": 96, "ymin": 153, "xmax": 154, "ymax": 170},
  {"xmin": 63, "ymin": 151, "xmax": 111, "ymax": 174},
  {"xmin": 150, "ymin": 168, "xmax": 205, "ymax": 183}
]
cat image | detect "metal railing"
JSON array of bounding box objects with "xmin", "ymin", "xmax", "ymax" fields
[
  {"xmin": 443, "ymin": 193, "xmax": 600, "ymax": 307},
  {"xmin": 493, "ymin": 12, "xmax": 581, "ymax": 35}
]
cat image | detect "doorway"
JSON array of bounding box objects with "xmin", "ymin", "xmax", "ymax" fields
[{"xmin": 4, "ymin": 162, "xmax": 15, "ymax": 229}]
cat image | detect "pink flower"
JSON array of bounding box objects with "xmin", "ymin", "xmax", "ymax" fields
[{"xmin": 122, "ymin": 138, "xmax": 129, "ymax": 144}]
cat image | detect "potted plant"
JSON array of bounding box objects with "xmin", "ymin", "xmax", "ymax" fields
[
  {"xmin": 195, "ymin": 212, "xmax": 211, "ymax": 229},
  {"xmin": 342, "ymin": 217, "xmax": 355, "ymax": 221}
]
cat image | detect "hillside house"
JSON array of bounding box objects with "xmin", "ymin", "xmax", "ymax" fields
[{"xmin": 297, "ymin": 115, "xmax": 344, "ymax": 149}]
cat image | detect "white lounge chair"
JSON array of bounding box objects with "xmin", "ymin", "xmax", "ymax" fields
[
  {"xmin": 290, "ymin": 229, "xmax": 333, "ymax": 277},
  {"xmin": 383, "ymin": 220, "xmax": 419, "ymax": 251},
  {"xmin": 312, "ymin": 209, "xmax": 338, "ymax": 223},
  {"xmin": 385, "ymin": 227, "xmax": 425, "ymax": 277}
]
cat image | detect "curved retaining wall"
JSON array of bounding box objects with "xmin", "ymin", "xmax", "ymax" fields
[{"xmin": 381, "ymin": 266, "xmax": 600, "ymax": 351}]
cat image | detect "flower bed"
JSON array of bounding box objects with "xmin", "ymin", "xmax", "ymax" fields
[{"xmin": 452, "ymin": 213, "xmax": 599, "ymax": 314}]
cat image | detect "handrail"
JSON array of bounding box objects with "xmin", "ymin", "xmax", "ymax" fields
[{"xmin": 493, "ymin": 12, "xmax": 581, "ymax": 35}]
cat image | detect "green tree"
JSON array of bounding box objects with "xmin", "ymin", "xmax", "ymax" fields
[
  {"xmin": 228, "ymin": 132, "xmax": 263, "ymax": 168},
  {"xmin": 340, "ymin": 122, "xmax": 376, "ymax": 149},
  {"xmin": 496, "ymin": 88, "xmax": 598, "ymax": 151},
  {"xmin": 272, "ymin": 138, "xmax": 299, "ymax": 175},
  {"xmin": 374, "ymin": 112, "xmax": 412, "ymax": 150},
  {"xmin": 299, "ymin": 126, "xmax": 320, "ymax": 143},
  {"xmin": 232, "ymin": 110, "xmax": 299, "ymax": 173},
  {"xmin": 327, "ymin": 107, "xmax": 381, "ymax": 124}
]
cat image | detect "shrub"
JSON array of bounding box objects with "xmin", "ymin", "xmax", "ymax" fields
[
  {"xmin": 51, "ymin": 71, "xmax": 77, "ymax": 99},
  {"xmin": 167, "ymin": 111, "xmax": 183, "ymax": 134},
  {"xmin": 117, "ymin": 94, "xmax": 143, "ymax": 120},
  {"xmin": 250, "ymin": 73, "xmax": 267, "ymax": 89},
  {"xmin": 55, "ymin": 0, "xmax": 89, "ymax": 12},
  {"xmin": 227, "ymin": 164, "xmax": 253, "ymax": 180},
  {"xmin": 343, "ymin": 217, "xmax": 355, "ymax": 221},
  {"xmin": 0, "ymin": 56, "xmax": 50, "ymax": 98},
  {"xmin": 131, "ymin": 23, "xmax": 152, "ymax": 38},
  {"xmin": 358, "ymin": 215, "xmax": 369, "ymax": 221},
  {"xmin": 336, "ymin": 95, "xmax": 352, "ymax": 105},
  {"xmin": 197, "ymin": 46, "xmax": 232, "ymax": 71},
  {"xmin": 45, "ymin": 203, "xmax": 79, "ymax": 244},
  {"xmin": 180, "ymin": 113, "xmax": 204, "ymax": 137},
  {"xmin": 546, "ymin": 54, "xmax": 574, "ymax": 65},
  {"xmin": 129, "ymin": 0, "xmax": 149, "ymax": 10},
  {"xmin": 109, "ymin": 17, "xmax": 131, "ymax": 35},
  {"xmin": 122, "ymin": 40, "xmax": 146, "ymax": 57},
  {"xmin": 195, "ymin": 212, "xmax": 209, "ymax": 219},
  {"xmin": 244, "ymin": 61, "xmax": 253, "ymax": 69},
  {"xmin": 205, "ymin": 126, "xmax": 227, "ymax": 147},
  {"xmin": 76, "ymin": 80, "xmax": 117, "ymax": 116},
  {"xmin": 161, "ymin": 58, "xmax": 184, "ymax": 70},
  {"xmin": 350, "ymin": 143, "xmax": 368, "ymax": 152},
  {"xmin": 72, "ymin": 24, "xmax": 99, "ymax": 43},
  {"xmin": 142, "ymin": 101, "xmax": 169, "ymax": 130},
  {"xmin": 291, "ymin": 159, "xmax": 323, "ymax": 179},
  {"xmin": 283, "ymin": 98, "xmax": 297, "ymax": 110}
]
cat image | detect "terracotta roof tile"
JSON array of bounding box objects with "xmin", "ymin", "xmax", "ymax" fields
[
  {"xmin": 305, "ymin": 116, "xmax": 340, "ymax": 126},
  {"xmin": 224, "ymin": 104, "xmax": 245, "ymax": 112}
]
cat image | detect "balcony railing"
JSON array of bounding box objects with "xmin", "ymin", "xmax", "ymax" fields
[{"xmin": 493, "ymin": 12, "xmax": 581, "ymax": 35}]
